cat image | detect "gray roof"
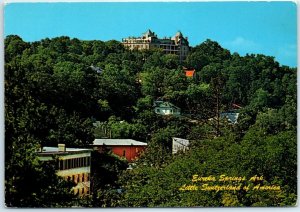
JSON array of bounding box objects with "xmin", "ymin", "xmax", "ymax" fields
[
  {"xmin": 154, "ymin": 101, "xmax": 181, "ymax": 110},
  {"xmin": 143, "ymin": 29, "xmax": 156, "ymax": 37},
  {"xmin": 175, "ymin": 31, "xmax": 183, "ymax": 37},
  {"xmin": 220, "ymin": 112, "xmax": 240, "ymax": 124},
  {"xmin": 93, "ymin": 139, "xmax": 147, "ymax": 146},
  {"xmin": 41, "ymin": 147, "xmax": 92, "ymax": 153}
]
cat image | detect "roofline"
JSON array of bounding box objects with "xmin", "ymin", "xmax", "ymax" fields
[
  {"xmin": 92, "ymin": 139, "xmax": 148, "ymax": 146},
  {"xmin": 91, "ymin": 144, "xmax": 147, "ymax": 146},
  {"xmin": 37, "ymin": 149, "xmax": 92, "ymax": 156}
]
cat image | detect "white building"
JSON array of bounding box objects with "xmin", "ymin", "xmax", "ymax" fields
[
  {"xmin": 154, "ymin": 101, "xmax": 181, "ymax": 116},
  {"xmin": 172, "ymin": 137, "xmax": 189, "ymax": 154}
]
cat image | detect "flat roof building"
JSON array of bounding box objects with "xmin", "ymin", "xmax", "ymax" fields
[
  {"xmin": 37, "ymin": 144, "xmax": 92, "ymax": 197},
  {"xmin": 92, "ymin": 139, "xmax": 147, "ymax": 162}
]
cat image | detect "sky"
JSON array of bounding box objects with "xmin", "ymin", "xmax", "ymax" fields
[{"xmin": 4, "ymin": 1, "xmax": 297, "ymax": 67}]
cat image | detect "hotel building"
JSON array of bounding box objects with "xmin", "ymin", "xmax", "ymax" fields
[{"xmin": 122, "ymin": 29, "xmax": 190, "ymax": 62}]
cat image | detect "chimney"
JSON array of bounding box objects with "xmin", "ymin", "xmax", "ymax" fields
[{"xmin": 58, "ymin": 143, "xmax": 66, "ymax": 152}]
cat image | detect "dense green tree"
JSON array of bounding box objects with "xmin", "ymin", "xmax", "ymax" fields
[
  {"xmin": 90, "ymin": 151, "xmax": 127, "ymax": 207},
  {"xmin": 5, "ymin": 35, "xmax": 30, "ymax": 62},
  {"xmin": 185, "ymin": 39, "xmax": 231, "ymax": 71}
]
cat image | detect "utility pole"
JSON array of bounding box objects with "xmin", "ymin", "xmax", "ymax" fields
[
  {"xmin": 212, "ymin": 76, "xmax": 222, "ymax": 137},
  {"xmin": 216, "ymin": 83, "xmax": 220, "ymax": 137}
]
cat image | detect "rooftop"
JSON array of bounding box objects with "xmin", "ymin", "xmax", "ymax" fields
[
  {"xmin": 185, "ymin": 70, "xmax": 195, "ymax": 77},
  {"xmin": 220, "ymin": 112, "xmax": 240, "ymax": 124},
  {"xmin": 154, "ymin": 101, "xmax": 180, "ymax": 109},
  {"xmin": 38, "ymin": 146, "xmax": 92, "ymax": 155},
  {"xmin": 123, "ymin": 29, "xmax": 188, "ymax": 44},
  {"xmin": 93, "ymin": 139, "xmax": 147, "ymax": 146}
]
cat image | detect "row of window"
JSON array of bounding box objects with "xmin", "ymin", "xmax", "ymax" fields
[
  {"xmin": 74, "ymin": 187, "xmax": 90, "ymax": 196},
  {"xmin": 58, "ymin": 157, "xmax": 91, "ymax": 170},
  {"xmin": 66, "ymin": 173, "xmax": 90, "ymax": 184},
  {"xmin": 123, "ymin": 39, "xmax": 150, "ymax": 44},
  {"xmin": 160, "ymin": 45, "xmax": 177, "ymax": 50},
  {"xmin": 156, "ymin": 108, "xmax": 179, "ymax": 113}
]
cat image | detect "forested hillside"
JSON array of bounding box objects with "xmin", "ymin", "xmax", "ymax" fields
[{"xmin": 5, "ymin": 35, "xmax": 297, "ymax": 207}]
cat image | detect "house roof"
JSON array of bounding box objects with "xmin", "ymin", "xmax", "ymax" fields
[
  {"xmin": 175, "ymin": 31, "xmax": 183, "ymax": 37},
  {"xmin": 220, "ymin": 112, "xmax": 240, "ymax": 124},
  {"xmin": 154, "ymin": 101, "xmax": 181, "ymax": 110},
  {"xmin": 90, "ymin": 65, "xmax": 103, "ymax": 74},
  {"xmin": 143, "ymin": 29, "xmax": 156, "ymax": 38},
  {"xmin": 93, "ymin": 139, "xmax": 148, "ymax": 146},
  {"xmin": 185, "ymin": 70, "xmax": 195, "ymax": 77},
  {"xmin": 232, "ymin": 103, "xmax": 242, "ymax": 109}
]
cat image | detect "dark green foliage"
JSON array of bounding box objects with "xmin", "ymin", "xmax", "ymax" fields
[
  {"xmin": 119, "ymin": 127, "xmax": 296, "ymax": 207},
  {"xmin": 90, "ymin": 151, "xmax": 127, "ymax": 207}
]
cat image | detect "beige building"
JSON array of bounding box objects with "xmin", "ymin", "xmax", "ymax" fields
[
  {"xmin": 122, "ymin": 29, "xmax": 190, "ymax": 62},
  {"xmin": 37, "ymin": 144, "xmax": 92, "ymax": 197}
]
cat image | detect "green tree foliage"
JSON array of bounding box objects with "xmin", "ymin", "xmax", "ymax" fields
[
  {"xmin": 91, "ymin": 151, "xmax": 127, "ymax": 207},
  {"xmin": 118, "ymin": 125, "xmax": 296, "ymax": 206},
  {"xmin": 185, "ymin": 39, "xmax": 231, "ymax": 71},
  {"xmin": 5, "ymin": 35, "xmax": 30, "ymax": 62}
]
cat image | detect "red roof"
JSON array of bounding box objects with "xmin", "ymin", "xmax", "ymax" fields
[
  {"xmin": 232, "ymin": 103, "xmax": 242, "ymax": 109},
  {"xmin": 185, "ymin": 70, "xmax": 195, "ymax": 77}
]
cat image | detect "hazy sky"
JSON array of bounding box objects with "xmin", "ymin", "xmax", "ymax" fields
[{"xmin": 4, "ymin": 2, "xmax": 297, "ymax": 67}]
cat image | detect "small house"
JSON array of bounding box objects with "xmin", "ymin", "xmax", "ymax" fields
[
  {"xmin": 220, "ymin": 111, "xmax": 240, "ymax": 124},
  {"xmin": 183, "ymin": 67, "xmax": 196, "ymax": 78},
  {"xmin": 154, "ymin": 101, "xmax": 181, "ymax": 116}
]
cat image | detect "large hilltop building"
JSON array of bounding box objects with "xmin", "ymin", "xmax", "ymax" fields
[{"xmin": 122, "ymin": 29, "xmax": 190, "ymax": 62}]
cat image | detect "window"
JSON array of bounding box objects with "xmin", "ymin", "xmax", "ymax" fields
[
  {"xmin": 67, "ymin": 159, "xmax": 71, "ymax": 169},
  {"xmin": 59, "ymin": 160, "xmax": 63, "ymax": 170},
  {"xmin": 123, "ymin": 150, "xmax": 126, "ymax": 157}
]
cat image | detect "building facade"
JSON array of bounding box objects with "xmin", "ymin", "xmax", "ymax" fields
[
  {"xmin": 37, "ymin": 144, "xmax": 92, "ymax": 197},
  {"xmin": 122, "ymin": 29, "xmax": 190, "ymax": 62},
  {"xmin": 92, "ymin": 139, "xmax": 147, "ymax": 162}
]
